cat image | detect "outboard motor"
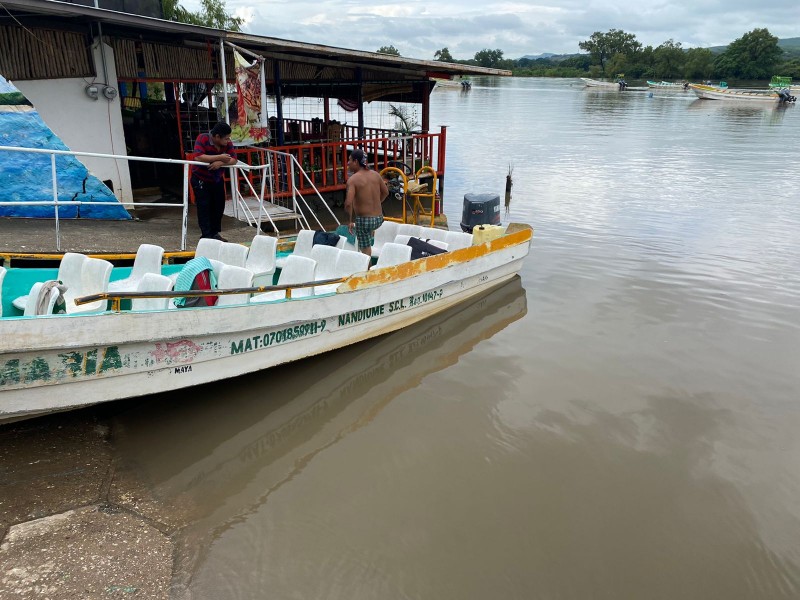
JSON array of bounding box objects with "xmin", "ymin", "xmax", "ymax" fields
[
  {"xmin": 777, "ymin": 88, "xmax": 797, "ymax": 104},
  {"xmin": 461, "ymin": 193, "xmax": 501, "ymax": 233}
]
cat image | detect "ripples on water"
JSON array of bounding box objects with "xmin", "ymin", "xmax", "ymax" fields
[{"xmin": 111, "ymin": 78, "xmax": 800, "ymax": 598}]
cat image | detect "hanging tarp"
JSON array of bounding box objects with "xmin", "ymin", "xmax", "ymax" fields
[{"xmin": 232, "ymin": 50, "xmax": 269, "ymax": 144}]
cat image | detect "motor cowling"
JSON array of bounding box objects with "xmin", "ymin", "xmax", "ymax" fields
[{"xmin": 778, "ymin": 88, "xmax": 797, "ymax": 103}]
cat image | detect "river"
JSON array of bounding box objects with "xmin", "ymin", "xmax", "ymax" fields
[{"xmin": 13, "ymin": 78, "xmax": 800, "ymax": 598}]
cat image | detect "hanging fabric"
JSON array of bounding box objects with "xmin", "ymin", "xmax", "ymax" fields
[
  {"xmin": 233, "ymin": 50, "xmax": 269, "ymax": 144},
  {"xmin": 337, "ymin": 98, "xmax": 360, "ymax": 112}
]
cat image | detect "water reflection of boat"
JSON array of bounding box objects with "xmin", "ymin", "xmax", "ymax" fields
[
  {"xmin": 114, "ymin": 277, "xmax": 525, "ymax": 583},
  {"xmin": 115, "ymin": 276, "xmax": 526, "ymax": 522}
]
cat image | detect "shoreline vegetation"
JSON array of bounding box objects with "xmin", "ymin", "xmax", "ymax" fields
[{"xmin": 424, "ymin": 29, "xmax": 800, "ymax": 83}]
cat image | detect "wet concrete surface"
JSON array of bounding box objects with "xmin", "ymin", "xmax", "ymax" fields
[
  {"xmin": 0, "ymin": 411, "xmax": 183, "ymax": 599},
  {"xmin": 0, "ymin": 206, "xmax": 268, "ymax": 255}
]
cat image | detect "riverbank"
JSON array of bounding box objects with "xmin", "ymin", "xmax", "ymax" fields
[{"xmin": 0, "ymin": 409, "xmax": 184, "ymax": 598}]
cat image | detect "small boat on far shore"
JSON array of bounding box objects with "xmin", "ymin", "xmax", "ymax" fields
[
  {"xmin": 580, "ymin": 77, "xmax": 620, "ymax": 88},
  {"xmin": 647, "ymin": 80, "xmax": 688, "ymax": 90}
]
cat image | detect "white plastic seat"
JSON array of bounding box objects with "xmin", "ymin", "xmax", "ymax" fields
[
  {"xmin": 311, "ymin": 244, "xmax": 340, "ymax": 280},
  {"xmin": 195, "ymin": 238, "xmax": 223, "ymax": 261},
  {"xmin": 23, "ymin": 282, "xmax": 60, "ymax": 316},
  {"xmin": 275, "ymin": 229, "xmax": 315, "ymax": 269},
  {"xmin": 425, "ymin": 228, "xmax": 450, "ymax": 243},
  {"xmin": 396, "ymin": 223, "xmax": 424, "ymax": 239},
  {"xmin": 336, "ymin": 235, "xmax": 358, "ymax": 253},
  {"xmin": 218, "ymin": 242, "xmax": 248, "ymax": 268},
  {"xmin": 216, "ymin": 265, "xmax": 255, "ymax": 306},
  {"xmin": 0, "ymin": 266, "xmax": 6, "ymax": 317},
  {"xmin": 314, "ymin": 249, "xmax": 370, "ymax": 295},
  {"xmin": 370, "ymin": 221, "xmax": 399, "ymax": 257},
  {"xmin": 131, "ymin": 273, "xmax": 174, "ymax": 312},
  {"xmin": 251, "ymin": 255, "xmax": 317, "ymax": 303},
  {"xmin": 108, "ymin": 243, "xmax": 164, "ymax": 293},
  {"xmin": 444, "ymin": 231, "xmax": 473, "ymax": 251},
  {"xmin": 67, "ymin": 257, "xmax": 113, "ymax": 314},
  {"xmin": 245, "ymin": 235, "xmax": 277, "ymax": 286},
  {"xmin": 12, "ymin": 252, "xmax": 86, "ymax": 311},
  {"xmin": 311, "ymin": 245, "xmax": 342, "ymax": 294},
  {"xmin": 375, "ymin": 242, "xmax": 412, "ymax": 268},
  {"xmin": 393, "ymin": 234, "xmax": 448, "ymax": 253}
]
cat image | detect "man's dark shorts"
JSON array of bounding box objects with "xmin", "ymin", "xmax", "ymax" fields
[{"xmin": 355, "ymin": 215, "xmax": 384, "ymax": 249}]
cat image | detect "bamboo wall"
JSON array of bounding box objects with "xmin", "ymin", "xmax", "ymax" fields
[{"xmin": 0, "ymin": 26, "xmax": 93, "ymax": 80}]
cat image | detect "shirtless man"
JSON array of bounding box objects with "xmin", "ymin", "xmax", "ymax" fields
[{"xmin": 344, "ymin": 148, "xmax": 389, "ymax": 256}]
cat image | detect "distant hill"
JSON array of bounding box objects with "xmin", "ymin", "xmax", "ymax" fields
[
  {"xmin": 708, "ymin": 36, "xmax": 800, "ymax": 54},
  {"xmin": 520, "ymin": 53, "xmax": 556, "ymax": 60}
]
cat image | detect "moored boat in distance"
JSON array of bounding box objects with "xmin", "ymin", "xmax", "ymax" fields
[
  {"xmin": 647, "ymin": 80, "xmax": 688, "ymax": 90},
  {"xmin": 0, "ymin": 223, "xmax": 533, "ymax": 423},
  {"xmin": 689, "ymin": 83, "xmax": 796, "ymax": 104},
  {"xmin": 580, "ymin": 77, "xmax": 620, "ymax": 88}
]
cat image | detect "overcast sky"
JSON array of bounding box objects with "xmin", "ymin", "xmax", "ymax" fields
[{"xmin": 182, "ymin": 0, "xmax": 799, "ymax": 60}]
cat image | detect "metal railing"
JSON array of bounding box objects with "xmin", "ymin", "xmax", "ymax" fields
[
  {"xmin": 75, "ymin": 276, "xmax": 346, "ymax": 312},
  {"xmin": 0, "ymin": 145, "xmax": 340, "ymax": 251}
]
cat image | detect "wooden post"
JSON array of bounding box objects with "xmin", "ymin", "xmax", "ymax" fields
[{"xmin": 356, "ymin": 68, "xmax": 365, "ymax": 141}]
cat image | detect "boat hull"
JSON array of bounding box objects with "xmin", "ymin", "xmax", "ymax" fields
[
  {"xmin": 580, "ymin": 78, "xmax": 619, "ymax": 88},
  {"xmin": 0, "ymin": 227, "xmax": 532, "ymax": 422},
  {"xmin": 689, "ymin": 84, "xmax": 788, "ymax": 103}
]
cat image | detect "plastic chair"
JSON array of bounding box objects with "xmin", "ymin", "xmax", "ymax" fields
[
  {"xmin": 310, "ymin": 244, "xmax": 340, "ymax": 280},
  {"xmin": 424, "ymin": 228, "xmax": 450, "ymax": 244},
  {"xmin": 218, "ymin": 242, "xmax": 248, "ymax": 268},
  {"xmin": 396, "ymin": 223, "xmax": 424, "ymax": 239},
  {"xmin": 67, "ymin": 258, "xmax": 113, "ymax": 314},
  {"xmin": 12, "ymin": 252, "xmax": 87, "ymax": 311},
  {"xmin": 131, "ymin": 273, "xmax": 174, "ymax": 312},
  {"xmin": 314, "ymin": 249, "xmax": 370, "ymax": 295},
  {"xmin": 427, "ymin": 239, "xmax": 449, "ymax": 251},
  {"xmin": 444, "ymin": 231, "xmax": 473, "ymax": 251},
  {"xmin": 371, "ymin": 221, "xmax": 399, "ymax": 257},
  {"xmin": 109, "ymin": 244, "xmax": 164, "ymax": 293},
  {"xmin": 245, "ymin": 235, "xmax": 277, "ymax": 286},
  {"xmin": 251, "ymin": 255, "xmax": 317, "ymax": 303},
  {"xmin": 196, "ymin": 238, "xmax": 223, "ymax": 261},
  {"xmin": 375, "ymin": 243, "xmax": 412, "ymax": 268},
  {"xmin": 275, "ymin": 229, "xmax": 315, "ymax": 269},
  {"xmin": 23, "ymin": 282, "xmax": 60, "ymax": 316},
  {"xmin": 216, "ymin": 265, "xmax": 255, "ymax": 306},
  {"xmin": 335, "ymin": 235, "xmax": 358, "ymax": 253},
  {"xmin": 0, "ymin": 266, "xmax": 5, "ymax": 318},
  {"xmin": 394, "ymin": 234, "xmax": 413, "ymax": 246}
]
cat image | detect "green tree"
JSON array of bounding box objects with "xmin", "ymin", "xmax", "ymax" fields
[
  {"xmin": 714, "ymin": 28, "xmax": 783, "ymax": 79},
  {"xmin": 434, "ymin": 47, "xmax": 454, "ymax": 62},
  {"xmin": 683, "ymin": 48, "xmax": 714, "ymax": 80},
  {"xmin": 377, "ymin": 45, "xmax": 401, "ymax": 56},
  {"xmin": 578, "ymin": 29, "xmax": 641, "ymax": 74},
  {"xmin": 653, "ymin": 39, "xmax": 685, "ymax": 79},
  {"xmin": 163, "ymin": 0, "xmax": 243, "ymax": 30},
  {"xmin": 474, "ymin": 48, "xmax": 504, "ymax": 68}
]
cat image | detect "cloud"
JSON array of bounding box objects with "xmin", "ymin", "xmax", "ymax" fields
[{"xmin": 181, "ymin": 0, "xmax": 800, "ymax": 59}]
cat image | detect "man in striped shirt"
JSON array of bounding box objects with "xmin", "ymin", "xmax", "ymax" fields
[{"xmin": 191, "ymin": 122, "xmax": 237, "ymax": 241}]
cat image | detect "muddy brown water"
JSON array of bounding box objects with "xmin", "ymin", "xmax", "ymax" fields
[{"xmin": 3, "ymin": 78, "xmax": 800, "ymax": 599}]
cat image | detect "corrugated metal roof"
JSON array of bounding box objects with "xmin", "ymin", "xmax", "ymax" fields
[{"xmin": 2, "ymin": 0, "xmax": 511, "ymax": 78}]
